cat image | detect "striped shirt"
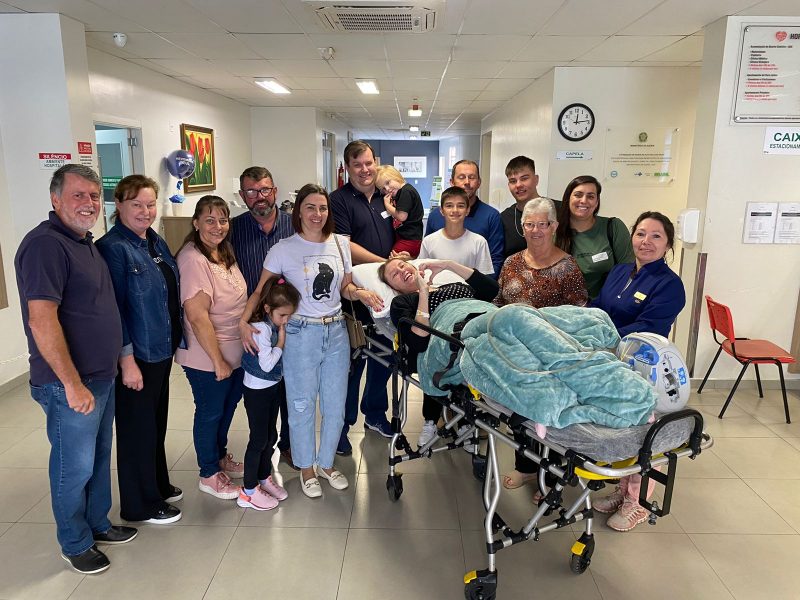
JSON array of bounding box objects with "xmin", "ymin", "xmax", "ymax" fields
[{"xmin": 229, "ymin": 210, "xmax": 295, "ymax": 295}]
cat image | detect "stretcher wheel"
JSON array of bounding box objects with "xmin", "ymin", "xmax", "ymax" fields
[
  {"xmin": 569, "ymin": 533, "xmax": 595, "ymax": 575},
  {"xmin": 463, "ymin": 569, "xmax": 497, "ymax": 600},
  {"xmin": 471, "ymin": 453, "xmax": 487, "ymax": 481},
  {"xmin": 386, "ymin": 474, "xmax": 403, "ymax": 502}
]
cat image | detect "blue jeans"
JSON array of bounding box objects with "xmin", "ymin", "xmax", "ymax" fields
[
  {"xmin": 183, "ymin": 366, "xmax": 244, "ymax": 478},
  {"xmin": 31, "ymin": 378, "xmax": 115, "ymax": 556},
  {"xmin": 344, "ymin": 332, "xmax": 393, "ymax": 434},
  {"xmin": 283, "ymin": 317, "xmax": 349, "ymax": 470}
]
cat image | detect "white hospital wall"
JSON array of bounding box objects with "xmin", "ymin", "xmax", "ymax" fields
[
  {"xmin": 481, "ymin": 70, "xmax": 555, "ymax": 209},
  {"xmin": 87, "ymin": 49, "xmax": 252, "ymax": 217},
  {"xmin": 439, "ymin": 135, "xmax": 481, "ymax": 178},
  {"xmin": 685, "ymin": 15, "xmax": 800, "ymax": 384},
  {"xmin": 0, "ymin": 14, "xmax": 97, "ymax": 388},
  {"xmin": 315, "ymin": 110, "xmax": 351, "ymax": 188}
]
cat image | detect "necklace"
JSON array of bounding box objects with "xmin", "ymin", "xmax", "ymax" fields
[{"xmin": 513, "ymin": 206, "xmax": 524, "ymax": 239}]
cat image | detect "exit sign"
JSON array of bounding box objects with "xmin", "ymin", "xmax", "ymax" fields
[{"xmin": 420, "ymin": 130, "xmax": 431, "ymax": 137}]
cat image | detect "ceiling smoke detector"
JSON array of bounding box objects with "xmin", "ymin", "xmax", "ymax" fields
[{"xmin": 304, "ymin": 1, "xmax": 442, "ymax": 33}]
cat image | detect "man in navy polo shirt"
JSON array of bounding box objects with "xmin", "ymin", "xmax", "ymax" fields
[
  {"xmin": 329, "ymin": 141, "xmax": 395, "ymax": 454},
  {"xmin": 15, "ymin": 164, "xmax": 136, "ymax": 574},
  {"xmin": 425, "ymin": 160, "xmax": 505, "ymax": 278},
  {"xmin": 230, "ymin": 166, "xmax": 296, "ymax": 467}
]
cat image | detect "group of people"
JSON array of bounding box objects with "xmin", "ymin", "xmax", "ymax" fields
[{"xmin": 14, "ymin": 141, "xmax": 686, "ymax": 574}]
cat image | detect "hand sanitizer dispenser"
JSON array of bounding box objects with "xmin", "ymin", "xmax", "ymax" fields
[{"xmin": 676, "ymin": 208, "xmax": 701, "ymax": 244}]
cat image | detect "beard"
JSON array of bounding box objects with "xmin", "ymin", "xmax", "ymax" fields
[{"xmin": 249, "ymin": 199, "xmax": 275, "ymax": 218}]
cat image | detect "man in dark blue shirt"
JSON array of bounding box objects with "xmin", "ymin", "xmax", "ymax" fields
[
  {"xmin": 15, "ymin": 164, "xmax": 136, "ymax": 574},
  {"xmin": 330, "ymin": 141, "xmax": 396, "ymax": 453},
  {"xmin": 230, "ymin": 166, "xmax": 296, "ymax": 467}
]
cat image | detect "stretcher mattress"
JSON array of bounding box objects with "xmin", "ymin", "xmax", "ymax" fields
[{"xmin": 482, "ymin": 397, "xmax": 694, "ymax": 464}]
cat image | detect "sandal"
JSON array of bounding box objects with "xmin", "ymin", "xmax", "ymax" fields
[{"xmin": 502, "ymin": 470, "xmax": 537, "ymax": 490}]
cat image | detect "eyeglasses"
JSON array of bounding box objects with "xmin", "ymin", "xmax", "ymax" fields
[
  {"xmin": 522, "ymin": 221, "xmax": 551, "ymax": 230},
  {"xmin": 243, "ymin": 187, "xmax": 275, "ymax": 198}
]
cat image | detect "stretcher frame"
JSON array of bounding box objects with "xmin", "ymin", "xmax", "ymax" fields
[{"xmin": 355, "ymin": 318, "xmax": 713, "ymax": 600}]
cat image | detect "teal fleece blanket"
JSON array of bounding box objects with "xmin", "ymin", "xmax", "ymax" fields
[{"xmin": 418, "ymin": 301, "xmax": 656, "ymax": 429}]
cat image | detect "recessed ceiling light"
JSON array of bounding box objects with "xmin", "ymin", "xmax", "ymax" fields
[
  {"xmin": 409, "ymin": 135, "xmax": 417, "ymax": 140},
  {"xmin": 409, "ymin": 125, "xmax": 419, "ymax": 132},
  {"xmin": 356, "ymin": 79, "xmax": 379, "ymax": 94},
  {"xmin": 254, "ymin": 79, "xmax": 291, "ymax": 94},
  {"xmin": 408, "ymin": 103, "xmax": 422, "ymax": 117}
]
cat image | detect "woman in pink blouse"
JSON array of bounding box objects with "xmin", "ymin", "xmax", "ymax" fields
[
  {"xmin": 175, "ymin": 196, "xmax": 247, "ymax": 501},
  {"xmin": 494, "ymin": 197, "xmax": 587, "ymax": 498}
]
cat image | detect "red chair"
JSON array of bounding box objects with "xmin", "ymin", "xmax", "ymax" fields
[{"xmin": 698, "ymin": 295, "xmax": 796, "ymax": 423}]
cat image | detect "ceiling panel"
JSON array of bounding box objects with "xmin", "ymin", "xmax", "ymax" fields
[
  {"xmin": 270, "ymin": 59, "xmax": 338, "ymax": 78},
  {"xmin": 148, "ymin": 58, "xmax": 216, "ymax": 77},
  {"xmin": 459, "ymin": 0, "xmax": 564, "ymax": 35},
  {"xmin": 517, "ymin": 35, "xmax": 607, "ymax": 61},
  {"xmin": 290, "ymin": 77, "xmax": 348, "ymax": 90},
  {"xmin": 441, "ymin": 78, "xmax": 492, "ymax": 91},
  {"xmin": 208, "ymin": 59, "xmax": 280, "ymax": 77},
  {"xmin": 308, "ymin": 33, "xmax": 386, "ymax": 60},
  {"xmin": 738, "ymin": 0, "xmax": 800, "ymax": 16},
  {"xmin": 160, "ymin": 33, "xmax": 258, "ymax": 59},
  {"xmin": 86, "ymin": 32, "xmax": 196, "ymax": 59},
  {"xmin": 186, "ymin": 0, "xmax": 302, "ymax": 34},
  {"xmin": 540, "ymin": 0, "xmax": 663, "ymax": 35},
  {"xmin": 446, "ymin": 60, "xmax": 505, "ymax": 78},
  {"xmin": 497, "ymin": 61, "xmax": 562, "ymax": 78},
  {"xmin": 389, "ymin": 61, "xmax": 446, "ymax": 78},
  {"xmin": 0, "ymin": 1, "xmax": 24, "ymax": 12},
  {"xmin": 452, "ymin": 34, "xmax": 530, "ymax": 61},
  {"xmin": 577, "ymin": 35, "xmax": 683, "ymax": 61},
  {"xmin": 384, "ymin": 34, "xmax": 456, "ymax": 61},
  {"xmin": 90, "ymin": 0, "xmax": 226, "ymax": 33},
  {"xmin": 621, "ymin": 0, "xmax": 759, "ymax": 35},
  {"xmin": 475, "ymin": 89, "xmax": 516, "ymax": 101},
  {"xmin": 4, "ymin": 0, "xmax": 148, "ymax": 31},
  {"xmin": 236, "ymin": 33, "xmax": 319, "ymax": 60},
  {"xmin": 387, "ymin": 77, "xmax": 441, "ymax": 91},
  {"xmin": 639, "ymin": 34, "xmax": 704, "ymax": 62},
  {"xmin": 328, "ymin": 60, "xmax": 389, "ymax": 79},
  {"xmin": 127, "ymin": 59, "xmax": 185, "ymax": 77}
]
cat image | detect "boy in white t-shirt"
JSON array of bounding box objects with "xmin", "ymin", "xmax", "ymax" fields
[{"xmin": 418, "ymin": 186, "xmax": 494, "ymax": 276}]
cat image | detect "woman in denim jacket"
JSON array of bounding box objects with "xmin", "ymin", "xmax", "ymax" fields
[{"xmin": 96, "ymin": 175, "xmax": 184, "ymax": 525}]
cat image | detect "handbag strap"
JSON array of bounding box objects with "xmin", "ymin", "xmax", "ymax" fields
[{"xmin": 332, "ymin": 234, "xmax": 358, "ymax": 317}]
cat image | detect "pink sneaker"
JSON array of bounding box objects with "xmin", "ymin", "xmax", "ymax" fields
[
  {"xmin": 606, "ymin": 499, "xmax": 649, "ymax": 532},
  {"xmin": 593, "ymin": 486, "xmax": 625, "ymax": 514},
  {"xmin": 199, "ymin": 472, "xmax": 239, "ymax": 500},
  {"xmin": 219, "ymin": 454, "xmax": 244, "ymax": 478},
  {"xmin": 260, "ymin": 476, "xmax": 288, "ymax": 501},
  {"xmin": 237, "ymin": 487, "xmax": 278, "ymax": 511}
]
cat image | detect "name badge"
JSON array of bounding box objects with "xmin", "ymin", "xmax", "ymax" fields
[
  {"xmin": 634, "ymin": 291, "xmax": 647, "ymax": 301},
  {"xmin": 591, "ymin": 251, "xmax": 609, "ymax": 263},
  {"xmin": 381, "ymin": 210, "xmax": 390, "ymax": 219}
]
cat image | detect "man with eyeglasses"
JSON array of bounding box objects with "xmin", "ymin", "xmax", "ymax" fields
[
  {"xmin": 500, "ymin": 155, "xmax": 560, "ymax": 259},
  {"xmin": 425, "ymin": 159, "xmax": 504, "ymax": 278},
  {"xmin": 230, "ymin": 166, "xmax": 295, "ymax": 467}
]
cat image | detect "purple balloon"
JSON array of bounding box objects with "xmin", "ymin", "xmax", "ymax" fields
[{"xmin": 166, "ymin": 149, "xmax": 195, "ymax": 179}]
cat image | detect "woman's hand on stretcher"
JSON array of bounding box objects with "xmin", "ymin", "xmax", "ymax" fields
[
  {"xmin": 239, "ymin": 320, "xmax": 260, "ymax": 354},
  {"xmin": 417, "ymin": 259, "xmax": 474, "ymax": 284},
  {"xmin": 355, "ymin": 287, "xmax": 384, "ymax": 312}
]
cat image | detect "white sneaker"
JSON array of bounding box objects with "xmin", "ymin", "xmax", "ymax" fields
[
  {"xmin": 418, "ymin": 420, "xmax": 438, "ymax": 447},
  {"xmin": 458, "ymin": 424, "xmax": 477, "ymax": 453}
]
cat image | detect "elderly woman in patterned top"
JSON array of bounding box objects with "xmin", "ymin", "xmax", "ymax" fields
[{"xmin": 494, "ymin": 197, "xmax": 588, "ymax": 496}]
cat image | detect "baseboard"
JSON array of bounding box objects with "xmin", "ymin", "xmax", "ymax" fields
[
  {"xmin": 690, "ymin": 378, "xmax": 800, "ymax": 392},
  {"xmin": 0, "ymin": 371, "xmax": 29, "ymax": 396}
]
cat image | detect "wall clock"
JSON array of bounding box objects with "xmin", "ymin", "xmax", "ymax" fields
[{"xmin": 557, "ymin": 103, "xmax": 595, "ymax": 141}]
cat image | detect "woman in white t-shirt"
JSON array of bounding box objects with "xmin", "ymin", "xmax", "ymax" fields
[
  {"xmin": 239, "ymin": 184, "xmax": 383, "ymax": 499},
  {"xmin": 418, "ymin": 186, "xmax": 494, "ymax": 276}
]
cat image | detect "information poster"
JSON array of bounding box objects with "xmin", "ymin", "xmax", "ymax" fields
[
  {"xmin": 733, "ymin": 25, "xmax": 800, "ymax": 123},
  {"xmin": 763, "ymin": 127, "xmax": 800, "ymax": 154},
  {"xmin": 775, "ymin": 203, "xmax": 800, "ymax": 244},
  {"xmin": 429, "ymin": 176, "xmax": 443, "ymax": 209},
  {"xmin": 603, "ymin": 127, "xmax": 679, "ymax": 185},
  {"xmin": 742, "ymin": 202, "xmax": 778, "ymax": 243}
]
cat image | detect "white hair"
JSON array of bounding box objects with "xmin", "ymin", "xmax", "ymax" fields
[{"xmin": 521, "ymin": 197, "xmax": 557, "ymax": 224}]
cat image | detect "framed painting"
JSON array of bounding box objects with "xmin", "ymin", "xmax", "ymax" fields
[
  {"xmin": 393, "ymin": 156, "xmax": 426, "ymax": 178},
  {"xmin": 180, "ymin": 124, "xmax": 216, "ymax": 193}
]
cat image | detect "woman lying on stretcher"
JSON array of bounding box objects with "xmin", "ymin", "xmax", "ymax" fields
[{"xmin": 378, "ymin": 258, "xmax": 499, "ymax": 443}]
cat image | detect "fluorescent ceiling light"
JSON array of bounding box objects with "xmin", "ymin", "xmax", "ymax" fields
[
  {"xmin": 356, "ymin": 79, "xmax": 379, "ymax": 94},
  {"xmin": 409, "ymin": 135, "xmax": 417, "ymax": 140},
  {"xmin": 408, "ymin": 104, "xmax": 422, "ymax": 117},
  {"xmin": 409, "ymin": 125, "xmax": 419, "ymax": 132},
  {"xmin": 254, "ymin": 79, "xmax": 291, "ymax": 94}
]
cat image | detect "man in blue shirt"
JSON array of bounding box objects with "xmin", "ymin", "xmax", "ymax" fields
[
  {"xmin": 330, "ymin": 141, "xmax": 395, "ymax": 454},
  {"xmin": 15, "ymin": 164, "xmax": 136, "ymax": 574},
  {"xmin": 425, "ymin": 160, "xmax": 504, "ymax": 277},
  {"xmin": 229, "ymin": 166, "xmax": 295, "ymax": 466}
]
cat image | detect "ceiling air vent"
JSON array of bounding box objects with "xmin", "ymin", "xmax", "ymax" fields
[{"xmin": 305, "ymin": 1, "xmax": 442, "ymax": 33}]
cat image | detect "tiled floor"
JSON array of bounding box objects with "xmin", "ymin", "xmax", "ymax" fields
[{"xmin": 1, "ymin": 373, "xmax": 799, "ymax": 599}]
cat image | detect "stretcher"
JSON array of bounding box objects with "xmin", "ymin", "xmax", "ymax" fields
[{"xmin": 370, "ymin": 316, "xmax": 714, "ymax": 600}]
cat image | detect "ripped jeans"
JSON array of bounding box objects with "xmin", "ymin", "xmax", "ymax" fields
[{"xmin": 282, "ymin": 317, "xmax": 349, "ymax": 470}]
